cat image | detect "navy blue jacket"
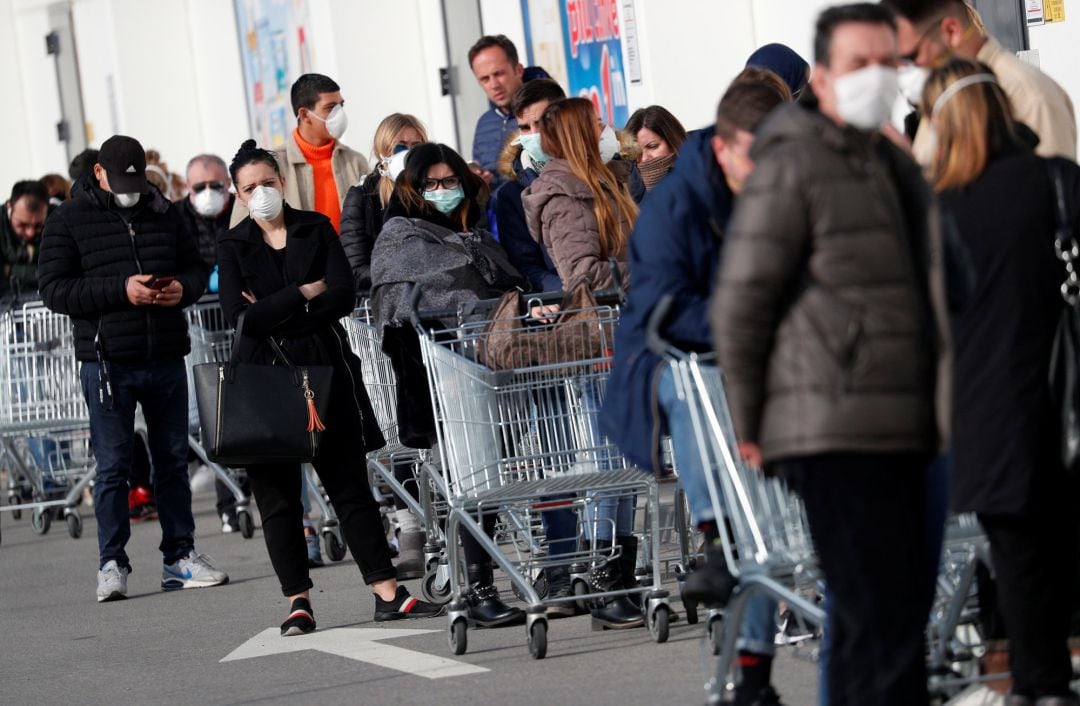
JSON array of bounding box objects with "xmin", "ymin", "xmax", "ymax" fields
[
  {"xmin": 600, "ymin": 128, "xmax": 734, "ymax": 470},
  {"xmin": 490, "ymin": 155, "xmax": 562, "ymax": 292}
]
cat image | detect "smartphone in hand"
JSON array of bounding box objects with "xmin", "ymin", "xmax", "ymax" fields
[{"xmin": 149, "ymin": 276, "xmax": 176, "ymax": 290}]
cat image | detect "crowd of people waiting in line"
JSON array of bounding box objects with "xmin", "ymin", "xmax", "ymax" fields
[{"xmin": 2, "ymin": 0, "xmax": 1078, "ymax": 703}]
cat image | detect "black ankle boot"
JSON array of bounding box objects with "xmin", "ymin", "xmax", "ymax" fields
[
  {"xmin": 682, "ymin": 545, "xmax": 737, "ymax": 606},
  {"xmin": 465, "ymin": 563, "xmax": 525, "ymax": 628},
  {"xmin": 544, "ymin": 564, "xmax": 577, "ymax": 618},
  {"xmin": 615, "ymin": 535, "xmax": 641, "ymax": 608},
  {"xmin": 589, "ymin": 551, "xmax": 644, "ymax": 630}
]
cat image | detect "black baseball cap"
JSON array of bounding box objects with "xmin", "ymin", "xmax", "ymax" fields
[{"xmin": 97, "ymin": 135, "xmax": 149, "ymax": 193}]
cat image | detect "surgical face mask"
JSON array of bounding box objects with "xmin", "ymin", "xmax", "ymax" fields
[
  {"xmin": 378, "ymin": 148, "xmax": 410, "ymax": 181},
  {"xmin": 598, "ymin": 125, "xmax": 621, "ymax": 162},
  {"xmin": 309, "ymin": 104, "xmax": 349, "ymax": 140},
  {"xmin": 833, "ymin": 64, "xmax": 900, "ymax": 130},
  {"xmin": 192, "ymin": 186, "xmax": 227, "ymax": 217},
  {"xmin": 113, "ymin": 192, "xmax": 141, "ymax": 208},
  {"xmin": 423, "ymin": 186, "xmax": 465, "ymax": 216},
  {"xmin": 513, "ymin": 132, "xmax": 551, "ymax": 168},
  {"xmin": 247, "ymin": 185, "xmax": 284, "ymax": 221},
  {"xmin": 897, "ymin": 64, "xmax": 929, "ymax": 107}
]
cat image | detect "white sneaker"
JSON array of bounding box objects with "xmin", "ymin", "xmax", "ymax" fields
[
  {"xmin": 96, "ymin": 560, "xmax": 129, "ymax": 602},
  {"xmin": 221, "ymin": 512, "xmax": 235, "ymax": 534},
  {"xmin": 162, "ymin": 551, "xmax": 229, "ymax": 591}
]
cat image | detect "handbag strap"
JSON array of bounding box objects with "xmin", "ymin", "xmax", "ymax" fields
[
  {"xmin": 230, "ymin": 311, "xmax": 299, "ymax": 375},
  {"xmin": 1047, "ymin": 159, "xmax": 1080, "ymax": 306}
]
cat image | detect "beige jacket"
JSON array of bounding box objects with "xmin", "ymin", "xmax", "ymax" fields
[
  {"xmin": 230, "ymin": 133, "xmax": 369, "ymax": 227},
  {"xmin": 913, "ymin": 37, "xmax": 1077, "ymax": 165}
]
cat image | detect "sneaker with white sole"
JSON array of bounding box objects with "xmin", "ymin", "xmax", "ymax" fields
[
  {"xmin": 97, "ymin": 560, "xmax": 129, "ymax": 603},
  {"xmin": 162, "ymin": 551, "xmax": 229, "ymax": 591}
]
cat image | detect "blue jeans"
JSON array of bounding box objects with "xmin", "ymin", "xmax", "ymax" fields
[
  {"xmin": 80, "ymin": 359, "xmax": 196, "ymax": 569},
  {"xmin": 578, "ymin": 377, "xmax": 635, "ymax": 540},
  {"xmin": 658, "ymin": 365, "xmax": 777, "ymax": 655}
]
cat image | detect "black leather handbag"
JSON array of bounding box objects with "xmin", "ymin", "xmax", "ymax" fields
[
  {"xmin": 1047, "ymin": 159, "xmax": 1080, "ymax": 477},
  {"xmin": 194, "ymin": 314, "xmax": 333, "ymax": 466}
]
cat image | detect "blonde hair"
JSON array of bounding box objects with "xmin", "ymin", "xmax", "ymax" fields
[
  {"xmin": 540, "ymin": 98, "xmax": 638, "ymax": 259},
  {"xmin": 371, "ymin": 113, "xmax": 428, "ymax": 207},
  {"xmin": 922, "ymin": 58, "xmax": 1017, "ymax": 192}
]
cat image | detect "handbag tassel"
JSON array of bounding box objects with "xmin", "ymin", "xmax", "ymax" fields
[{"xmin": 302, "ymin": 370, "xmax": 326, "ymax": 433}]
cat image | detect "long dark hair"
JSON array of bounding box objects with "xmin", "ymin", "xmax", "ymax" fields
[
  {"xmin": 624, "ymin": 105, "xmax": 688, "ymax": 154},
  {"xmin": 394, "ymin": 143, "xmax": 487, "ymax": 231}
]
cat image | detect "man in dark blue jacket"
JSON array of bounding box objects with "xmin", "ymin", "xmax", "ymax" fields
[{"xmin": 600, "ymin": 81, "xmax": 787, "ymax": 705}]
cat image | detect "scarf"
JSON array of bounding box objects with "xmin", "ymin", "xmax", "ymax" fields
[{"xmin": 638, "ymin": 153, "xmax": 677, "ymax": 191}]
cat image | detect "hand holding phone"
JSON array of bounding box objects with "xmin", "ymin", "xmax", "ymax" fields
[{"xmin": 149, "ymin": 276, "xmax": 176, "ymax": 291}]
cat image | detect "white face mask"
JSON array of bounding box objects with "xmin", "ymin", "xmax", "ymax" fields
[
  {"xmin": 833, "ymin": 64, "xmax": 900, "ymax": 130},
  {"xmin": 192, "ymin": 187, "xmax": 227, "ymax": 217},
  {"xmin": 247, "ymin": 185, "xmax": 283, "ymax": 221},
  {"xmin": 897, "ymin": 64, "xmax": 929, "ymax": 107},
  {"xmin": 598, "ymin": 125, "xmax": 621, "ymax": 162},
  {"xmin": 377, "ymin": 149, "xmax": 410, "ymax": 181},
  {"xmin": 309, "ymin": 104, "xmax": 349, "ymax": 140},
  {"xmin": 114, "ymin": 192, "xmax": 141, "ymax": 208}
]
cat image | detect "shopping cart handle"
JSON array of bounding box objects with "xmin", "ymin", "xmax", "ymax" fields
[{"xmin": 645, "ymin": 294, "xmax": 677, "ymax": 356}]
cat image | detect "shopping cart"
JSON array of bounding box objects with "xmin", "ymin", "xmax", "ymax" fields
[
  {"xmin": 645, "ymin": 295, "xmax": 824, "ymax": 704},
  {"xmin": 340, "ymin": 299, "xmax": 449, "ymax": 601},
  {"xmin": 411, "ymin": 285, "xmax": 672, "ymax": 660},
  {"xmin": 0, "ymin": 301, "xmax": 96, "ymax": 542}
]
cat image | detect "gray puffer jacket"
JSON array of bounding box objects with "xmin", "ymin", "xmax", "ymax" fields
[
  {"xmin": 710, "ymin": 102, "xmax": 949, "ymax": 464},
  {"xmin": 521, "ymin": 158, "xmax": 631, "ymax": 290}
]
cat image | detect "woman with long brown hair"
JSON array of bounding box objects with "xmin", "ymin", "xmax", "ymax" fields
[
  {"xmin": 925, "ymin": 57, "xmax": 1080, "ymax": 705},
  {"xmin": 522, "ymin": 97, "xmax": 638, "ymax": 291}
]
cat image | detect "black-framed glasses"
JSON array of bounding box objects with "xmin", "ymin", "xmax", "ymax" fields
[
  {"xmin": 900, "ymin": 15, "xmax": 946, "ymax": 63},
  {"xmin": 422, "ymin": 176, "xmax": 461, "ymax": 192},
  {"xmin": 191, "ymin": 180, "xmax": 224, "ymax": 193}
]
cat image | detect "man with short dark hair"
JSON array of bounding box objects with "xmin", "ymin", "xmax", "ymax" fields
[
  {"xmin": 1, "ymin": 180, "xmax": 49, "ymax": 296},
  {"xmin": 231, "ymin": 73, "xmax": 367, "ymax": 231},
  {"xmin": 469, "ymin": 35, "xmax": 527, "ymax": 187},
  {"xmin": 38, "ymin": 134, "xmax": 227, "ymax": 603},
  {"xmin": 711, "ymin": 5, "xmax": 947, "ymax": 704},
  {"xmin": 884, "ymin": 0, "xmax": 1076, "ymax": 162},
  {"xmin": 68, "ymin": 148, "xmax": 100, "ymax": 182}
]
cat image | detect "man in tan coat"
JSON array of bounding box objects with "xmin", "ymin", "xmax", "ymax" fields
[
  {"xmin": 231, "ymin": 73, "xmax": 367, "ymax": 232},
  {"xmin": 886, "ymin": 0, "xmax": 1076, "ymax": 163}
]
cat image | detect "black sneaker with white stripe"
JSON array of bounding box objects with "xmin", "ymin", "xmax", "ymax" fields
[
  {"xmin": 281, "ymin": 597, "xmax": 316, "ymax": 636},
  {"xmin": 374, "ymin": 586, "xmax": 445, "ymax": 621}
]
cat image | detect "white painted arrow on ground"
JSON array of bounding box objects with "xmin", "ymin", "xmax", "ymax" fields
[{"xmin": 221, "ymin": 627, "xmax": 489, "ymax": 680}]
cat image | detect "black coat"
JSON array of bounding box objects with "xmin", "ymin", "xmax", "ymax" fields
[
  {"xmin": 944, "ymin": 147, "xmax": 1078, "ymax": 516},
  {"xmin": 38, "ymin": 175, "xmax": 208, "ymax": 362},
  {"xmin": 175, "ymin": 193, "xmax": 235, "ymax": 268},
  {"xmin": 1, "ymin": 210, "xmax": 41, "ymax": 298},
  {"xmin": 217, "ymin": 205, "xmax": 385, "ymax": 454},
  {"xmin": 339, "ymin": 173, "xmax": 384, "ymax": 294}
]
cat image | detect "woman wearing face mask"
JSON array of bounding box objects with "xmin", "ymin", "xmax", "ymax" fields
[
  {"xmin": 522, "ymin": 97, "xmax": 644, "ymax": 629},
  {"xmin": 340, "ymin": 114, "xmax": 428, "ymax": 293},
  {"xmin": 624, "ymin": 106, "xmax": 687, "ymax": 191},
  {"xmin": 370, "ymin": 142, "xmax": 527, "ymax": 629},
  {"xmin": 217, "ymin": 140, "xmax": 445, "ymax": 635},
  {"xmin": 925, "ymin": 59, "xmax": 1080, "ymax": 706}
]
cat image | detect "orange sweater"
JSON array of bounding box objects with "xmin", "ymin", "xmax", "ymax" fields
[{"xmin": 294, "ymin": 128, "xmax": 341, "ymax": 232}]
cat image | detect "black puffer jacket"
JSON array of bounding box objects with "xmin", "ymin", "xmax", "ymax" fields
[
  {"xmin": 38, "ymin": 175, "xmax": 208, "ymax": 362},
  {"xmin": 339, "ymin": 173, "xmax": 384, "ymax": 293},
  {"xmin": 175, "ymin": 193, "xmax": 234, "ymax": 267}
]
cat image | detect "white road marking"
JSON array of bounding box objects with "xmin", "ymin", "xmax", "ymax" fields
[{"xmin": 221, "ymin": 627, "xmax": 489, "ymax": 679}]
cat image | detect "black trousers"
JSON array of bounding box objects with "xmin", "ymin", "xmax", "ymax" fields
[
  {"xmin": 978, "ymin": 481, "xmax": 1078, "ymax": 699},
  {"xmin": 247, "ymin": 390, "xmax": 395, "ymax": 597},
  {"xmin": 782, "ymin": 452, "xmax": 932, "ymax": 706}
]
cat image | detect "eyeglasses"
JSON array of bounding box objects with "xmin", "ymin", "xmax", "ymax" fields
[
  {"xmin": 421, "ymin": 176, "xmax": 461, "ymax": 192},
  {"xmin": 191, "ymin": 180, "xmax": 224, "ymax": 193},
  {"xmin": 900, "ymin": 15, "xmax": 946, "ymax": 63}
]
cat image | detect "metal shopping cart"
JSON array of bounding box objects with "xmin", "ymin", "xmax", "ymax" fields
[
  {"xmin": 411, "ymin": 285, "xmax": 672, "ymax": 660},
  {"xmin": 645, "ymin": 296, "xmax": 824, "ymax": 704},
  {"xmin": 0, "ymin": 301, "xmax": 96, "ymax": 542},
  {"xmin": 340, "ymin": 299, "xmax": 450, "ymax": 601}
]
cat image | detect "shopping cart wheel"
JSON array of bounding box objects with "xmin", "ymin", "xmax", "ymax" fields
[
  {"xmin": 528, "ymin": 619, "xmax": 548, "ymax": 659},
  {"xmin": 237, "ymin": 510, "xmax": 255, "ymax": 539},
  {"xmin": 648, "ymin": 605, "xmax": 670, "ymax": 643},
  {"xmin": 421, "ymin": 566, "xmax": 452, "ymax": 605},
  {"xmin": 31, "ymin": 507, "xmax": 51, "ymax": 535},
  {"xmin": 684, "ymin": 598, "xmax": 699, "ymax": 625},
  {"xmin": 8, "ymin": 494, "xmax": 21, "ymax": 521},
  {"xmin": 324, "ymin": 532, "xmax": 346, "ymax": 562},
  {"xmin": 449, "ymin": 618, "xmax": 468, "ymax": 655},
  {"xmin": 706, "ymin": 614, "xmax": 723, "ymax": 655},
  {"xmin": 66, "ymin": 512, "xmax": 82, "ymax": 539}
]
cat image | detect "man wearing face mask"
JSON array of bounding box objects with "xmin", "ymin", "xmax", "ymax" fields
[
  {"xmin": 230, "ymin": 73, "xmax": 367, "ymax": 233},
  {"xmin": 885, "ymin": 0, "xmax": 1076, "ymax": 164},
  {"xmin": 178, "ymin": 154, "xmax": 233, "ymax": 271},
  {"xmin": 711, "ymin": 5, "xmax": 948, "ymax": 705},
  {"xmin": 38, "ymin": 134, "xmax": 227, "ymax": 603}
]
